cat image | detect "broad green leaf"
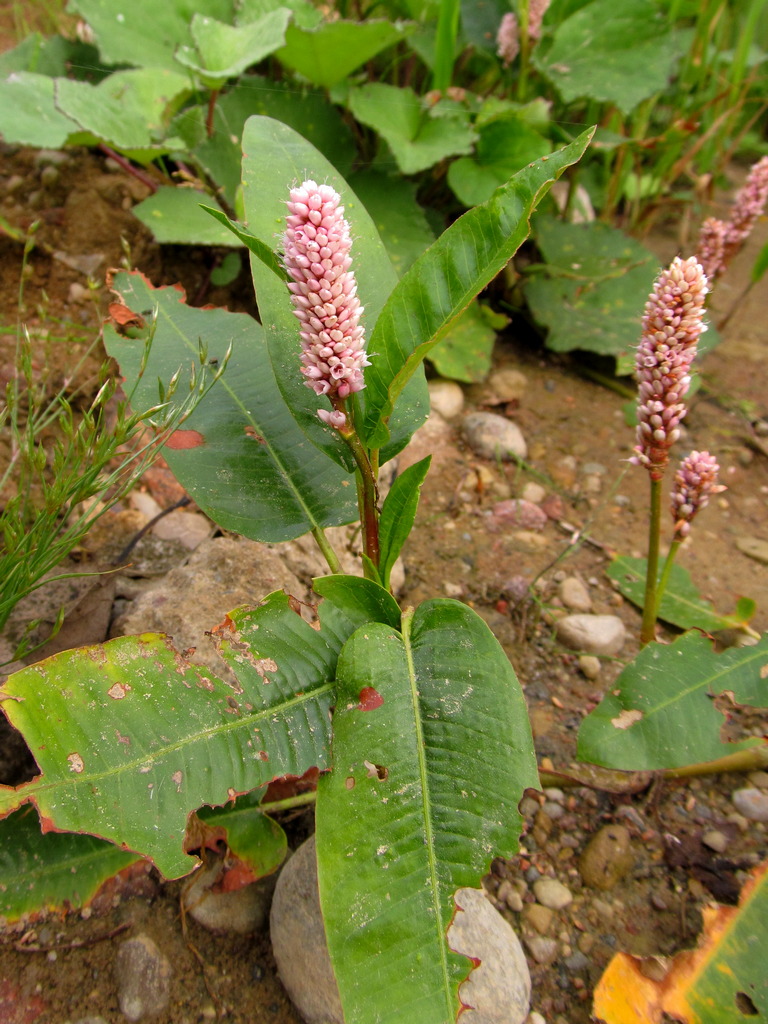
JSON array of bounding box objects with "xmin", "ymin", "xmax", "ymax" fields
[
  {"xmin": 427, "ymin": 301, "xmax": 507, "ymax": 383},
  {"xmin": 447, "ymin": 117, "xmax": 552, "ymax": 208},
  {"xmin": 210, "ymin": 251, "xmax": 243, "ymax": 286},
  {"xmin": 316, "ymin": 600, "xmax": 538, "ymax": 1024},
  {"xmin": 240, "ymin": 116, "xmax": 429, "ymax": 469},
  {"xmin": 0, "ymin": 72, "xmax": 78, "ymax": 148},
  {"xmin": 361, "ymin": 129, "xmax": 594, "ymax": 450},
  {"xmin": 67, "ymin": 0, "xmax": 234, "ymax": 71},
  {"xmin": 174, "ymin": 9, "xmax": 291, "ymax": 88},
  {"xmin": 525, "ymin": 217, "xmax": 659, "ymax": 370},
  {"xmin": 104, "ymin": 269, "xmax": 358, "ymax": 542},
  {"xmin": 347, "ymin": 171, "xmax": 435, "ymax": 277},
  {"xmin": 348, "ymin": 84, "xmax": 476, "ymax": 175},
  {"xmin": 607, "ymin": 555, "xmax": 756, "ymax": 633},
  {"xmin": 197, "ymin": 791, "xmax": 287, "ymax": 878},
  {"xmin": 0, "ymin": 593, "xmax": 339, "ymax": 878},
  {"xmin": 276, "ymin": 19, "xmax": 413, "ymax": 88},
  {"xmin": 133, "ymin": 189, "xmax": 240, "ymax": 246},
  {"xmin": 193, "ymin": 79, "xmax": 355, "ymax": 206},
  {"xmin": 377, "ymin": 456, "xmax": 431, "ymax": 591},
  {"xmin": 202, "ymin": 205, "xmax": 287, "ymax": 277},
  {"xmin": 534, "ymin": 0, "xmax": 688, "ymax": 115},
  {"xmin": 54, "ymin": 68, "xmax": 192, "ymax": 158},
  {"xmin": 577, "ymin": 631, "xmax": 768, "ymax": 770},
  {"xmin": 237, "ymin": 0, "xmax": 321, "ymax": 29},
  {"xmin": 313, "ymin": 575, "xmax": 402, "ymax": 631},
  {"xmin": 0, "ymin": 806, "xmax": 140, "ymax": 922},
  {"xmin": 594, "ymin": 862, "xmax": 768, "ymax": 1023}
]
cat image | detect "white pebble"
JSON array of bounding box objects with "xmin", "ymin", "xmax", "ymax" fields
[{"xmin": 532, "ymin": 878, "xmax": 573, "ymax": 911}]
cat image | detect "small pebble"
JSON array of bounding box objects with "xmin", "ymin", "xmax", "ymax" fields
[
  {"xmin": 732, "ymin": 787, "xmax": 768, "ymax": 822},
  {"xmin": 578, "ymin": 654, "xmax": 601, "ymax": 680},
  {"xmin": 522, "ymin": 482, "xmax": 546, "ymax": 503},
  {"xmin": 524, "ymin": 935, "xmax": 559, "ymax": 965},
  {"xmin": 524, "ymin": 903, "xmax": 555, "ymax": 935},
  {"xmin": 428, "ymin": 378, "xmax": 464, "ymax": 419},
  {"xmin": 558, "ymin": 577, "xmax": 592, "ymax": 612},
  {"xmin": 701, "ymin": 829, "xmax": 728, "ymax": 854},
  {"xmin": 526, "ymin": 1014, "xmax": 547, "ymax": 1024},
  {"xmin": 563, "ymin": 952, "xmax": 589, "ymax": 972},
  {"xmin": 494, "ymin": 499, "xmax": 548, "ymax": 531},
  {"xmin": 555, "ymin": 614, "xmax": 626, "ymax": 656},
  {"xmin": 542, "ymin": 801, "xmax": 565, "ymax": 820},
  {"xmin": 579, "ymin": 825, "xmax": 634, "ymax": 890},
  {"xmin": 115, "ymin": 934, "xmax": 172, "ymax": 1022},
  {"xmin": 747, "ymin": 770, "xmax": 768, "ymax": 790},
  {"xmin": 68, "ymin": 282, "xmax": 89, "ymax": 304},
  {"xmin": 40, "ymin": 164, "xmax": 59, "ymax": 187},
  {"xmin": 532, "ymin": 878, "xmax": 573, "ymax": 911},
  {"xmin": 487, "ymin": 367, "xmax": 529, "ymax": 403},
  {"xmin": 463, "ymin": 411, "xmax": 527, "ymax": 460}
]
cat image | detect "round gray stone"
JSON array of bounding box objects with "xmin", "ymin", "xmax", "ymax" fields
[
  {"xmin": 555, "ymin": 614, "xmax": 626, "ymax": 656},
  {"xmin": 532, "ymin": 878, "xmax": 572, "ymax": 911},
  {"xmin": 269, "ymin": 835, "xmax": 343, "ymax": 1024},
  {"xmin": 463, "ymin": 412, "xmax": 527, "ymax": 461},
  {"xmin": 114, "ymin": 934, "xmax": 171, "ymax": 1022},
  {"xmin": 447, "ymin": 887, "xmax": 531, "ymax": 1024},
  {"xmin": 732, "ymin": 787, "xmax": 768, "ymax": 822}
]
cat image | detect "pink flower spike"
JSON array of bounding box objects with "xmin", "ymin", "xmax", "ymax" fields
[
  {"xmin": 695, "ymin": 217, "xmax": 727, "ymax": 281},
  {"xmin": 497, "ymin": 12, "xmax": 519, "ymax": 66},
  {"xmin": 670, "ymin": 450, "xmax": 725, "ymax": 538},
  {"xmin": 722, "ymin": 155, "xmax": 768, "ymax": 263},
  {"xmin": 630, "ymin": 257, "xmax": 708, "ymax": 480},
  {"xmin": 282, "ymin": 180, "xmax": 370, "ymax": 428}
]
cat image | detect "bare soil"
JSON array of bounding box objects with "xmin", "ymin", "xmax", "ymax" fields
[{"xmin": 1, "ymin": 144, "xmax": 767, "ymax": 1024}]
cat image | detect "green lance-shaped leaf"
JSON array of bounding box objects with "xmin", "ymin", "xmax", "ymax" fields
[
  {"xmin": 104, "ymin": 270, "xmax": 358, "ymax": 542},
  {"xmin": 607, "ymin": 555, "xmax": 756, "ymax": 634},
  {"xmin": 240, "ymin": 116, "xmax": 429, "ymax": 469},
  {"xmin": 0, "ymin": 593, "xmax": 342, "ymax": 879},
  {"xmin": 360, "ymin": 127, "xmax": 595, "ymax": 451},
  {"xmin": 377, "ymin": 455, "xmax": 431, "ymax": 591},
  {"xmin": 313, "ymin": 575, "xmax": 402, "ymax": 631},
  {"xmin": 577, "ymin": 631, "xmax": 768, "ymax": 771},
  {"xmin": 201, "ymin": 204, "xmax": 288, "ymax": 278},
  {"xmin": 316, "ymin": 599, "xmax": 538, "ymax": 1024},
  {"xmin": 0, "ymin": 806, "xmax": 141, "ymax": 922}
]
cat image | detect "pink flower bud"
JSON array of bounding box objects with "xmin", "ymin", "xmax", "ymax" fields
[
  {"xmin": 695, "ymin": 217, "xmax": 727, "ymax": 281},
  {"xmin": 497, "ymin": 12, "xmax": 519, "ymax": 66},
  {"xmin": 630, "ymin": 257, "xmax": 708, "ymax": 479},
  {"xmin": 670, "ymin": 450, "xmax": 724, "ymax": 537},
  {"xmin": 283, "ymin": 180, "xmax": 370, "ymax": 429}
]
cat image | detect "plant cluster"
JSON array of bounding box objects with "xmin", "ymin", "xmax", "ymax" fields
[{"xmin": 0, "ymin": 110, "xmax": 767, "ymax": 1020}]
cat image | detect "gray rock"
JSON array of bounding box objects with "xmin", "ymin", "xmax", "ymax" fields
[
  {"xmin": 115, "ymin": 934, "xmax": 171, "ymax": 1021},
  {"xmin": 428, "ymin": 379, "xmax": 465, "ymax": 419},
  {"xmin": 579, "ymin": 825, "xmax": 634, "ymax": 890},
  {"xmin": 523, "ymin": 935, "xmax": 558, "ymax": 965},
  {"xmin": 564, "ymin": 951, "xmax": 589, "ymax": 972},
  {"xmin": 447, "ymin": 887, "xmax": 531, "ymax": 1024},
  {"xmin": 701, "ymin": 830, "xmax": 729, "ymax": 854},
  {"xmin": 463, "ymin": 412, "xmax": 527, "ymax": 461},
  {"xmin": 555, "ymin": 614, "xmax": 626, "ymax": 656},
  {"xmin": 735, "ymin": 536, "xmax": 768, "ymax": 565},
  {"xmin": 486, "ymin": 368, "xmax": 529, "ymax": 404},
  {"xmin": 732, "ymin": 787, "xmax": 768, "ymax": 822},
  {"xmin": 269, "ymin": 835, "xmax": 343, "ymax": 1024},
  {"xmin": 112, "ymin": 536, "xmax": 304, "ymax": 677},
  {"xmin": 182, "ymin": 854, "xmax": 276, "ymax": 934},
  {"xmin": 558, "ymin": 577, "xmax": 592, "ymax": 612},
  {"xmin": 532, "ymin": 878, "xmax": 572, "ymax": 911}
]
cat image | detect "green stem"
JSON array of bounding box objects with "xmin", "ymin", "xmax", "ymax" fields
[
  {"xmin": 311, "ymin": 527, "xmax": 343, "ymax": 574},
  {"xmin": 339, "ymin": 426, "xmax": 380, "ymax": 572},
  {"xmin": 655, "ymin": 537, "xmax": 682, "ymax": 612},
  {"xmin": 258, "ymin": 791, "xmax": 317, "ymax": 814},
  {"xmin": 640, "ymin": 476, "xmax": 663, "ymax": 646}
]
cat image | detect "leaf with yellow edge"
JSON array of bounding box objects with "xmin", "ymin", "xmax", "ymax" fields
[{"xmin": 593, "ymin": 861, "xmax": 768, "ymax": 1023}]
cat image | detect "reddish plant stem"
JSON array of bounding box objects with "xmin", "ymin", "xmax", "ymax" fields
[
  {"xmin": 206, "ymin": 88, "xmax": 220, "ymax": 138},
  {"xmin": 98, "ymin": 145, "xmax": 158, "ymax": 193}
]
